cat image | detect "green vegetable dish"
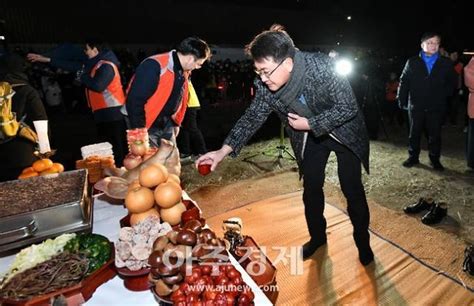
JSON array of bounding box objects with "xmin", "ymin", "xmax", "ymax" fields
[{"xmin": 64, "ymin": 233, "xmax": 112, "ymax": 274}]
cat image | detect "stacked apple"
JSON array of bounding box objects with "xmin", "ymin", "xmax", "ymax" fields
[
  {"xmin": 125, "ymin": 164, "xmax": 185, "ymax": 226},
  {"xmin": 123, "ymin": 128, "xmax": 158, "ymax": 170}
]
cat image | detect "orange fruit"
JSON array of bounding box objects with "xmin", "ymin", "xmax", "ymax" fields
[
  {"xmin": 51, "ymin": 163, "xmax": 64, "ymax": 173},
  {"xmin": 22, "ymin": 166, "xmax": 35, "ymax": 174},
  {"xmin": 32, "ymin": 159, "xmax": 53, "ymax": 172},
  {"xmin": 18, "ymin": 171, "xmax": 39, "ymax": 179}
]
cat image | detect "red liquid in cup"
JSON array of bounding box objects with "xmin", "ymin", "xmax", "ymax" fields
[{"xmin": 198, "ymin": 163, "xmax": 211, "ymax": 176}]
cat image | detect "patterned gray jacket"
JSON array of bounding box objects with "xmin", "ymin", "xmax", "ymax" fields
[{"xmin": 224, "ymin": 51, "xmax": 369, "ymax": 174}]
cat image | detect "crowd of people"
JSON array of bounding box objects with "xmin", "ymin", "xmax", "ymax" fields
[
  {"xmin": 0, "ymin": 30, "xmax": 473, "ymax": 181},
  {"xmin": 0, "ymin": 26, "xmax": 473, "ymax": 271}
]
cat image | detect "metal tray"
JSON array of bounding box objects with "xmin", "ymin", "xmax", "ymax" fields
[{"xmin": 0, "ymin": 170, "xmax": 92, "ymax": 254}]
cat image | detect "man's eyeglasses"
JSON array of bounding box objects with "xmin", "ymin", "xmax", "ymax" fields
[{"xmin": 254, "ymin": 59, "xmax": 285, "ymax": 79}]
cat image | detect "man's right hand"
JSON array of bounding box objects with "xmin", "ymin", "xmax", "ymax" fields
[
  {"xmin": 26, "ymin": 53, "xmax": 51, "ymax": 63},
  {"xmin": 195, "ymin": 145, "xmax": 233, "ymax": 172}
]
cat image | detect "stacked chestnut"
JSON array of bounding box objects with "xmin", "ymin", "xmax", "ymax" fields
[{"xmin": 148, "ymin": 220, "xmax": 254, "ymax": 305}]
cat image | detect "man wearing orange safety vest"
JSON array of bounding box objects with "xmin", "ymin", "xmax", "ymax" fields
[
  {"xmin": 27, "ymin": 40, "xmax": 128, "ymax": 166},
  {"xmin": 80, "ymin": 41, "xmax": 127, "ymax": 166},
  {"xmin": 125, "ymin": 37, "xmax": 210, "ymax": 147}
]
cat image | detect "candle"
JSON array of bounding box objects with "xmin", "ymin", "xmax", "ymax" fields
[{"xmin": 33, "ymin": 120, "xmax": 51, "ymax": 153}]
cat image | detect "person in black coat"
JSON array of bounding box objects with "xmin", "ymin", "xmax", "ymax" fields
[
  {"xmin": 353, "ymin": 63, "xmax": 385, "ymax": 140},
  {"xmin": 397, "ymin": 32, "xmax": 456, "ymax": 171},
  {"xmin": 0, "ymin": 53, "xmax": 48, "ymax": 181},
  {"xmin": 196, "ymin": 24, "xmax": 373, "ymax": 266}
]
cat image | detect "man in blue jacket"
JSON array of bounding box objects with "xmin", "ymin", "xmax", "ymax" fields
[{"xmin": 397, "ymin": 32, "xmax": 455, "ymax": 171}]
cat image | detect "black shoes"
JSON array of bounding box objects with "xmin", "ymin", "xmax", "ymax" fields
[
  {"xmin": 301, "ymin": 239, "xmax": 374, "ymax": 266},
  {"xmin": 302, "ymin": 239, "xmax": 327, "ymax": 260},
  {"xmin": 421, "ymin": 202, "xmax": 447, "ymax": 225},
  {"xmin": 403, "ymin": 197, "xmax": 434, "ymax": 214},
  {"xmin": 402, "ymin": 158, "xmax": 445, "ymax": 171},
  {"xmin": 404, "ymin": 198, "xmax": 447, "ymax": 225},
  {"xmin": 430, "ymin": 160, "xmax": 445, "ymax": 171},
  {"xmin": 402, "ymin": 158, "xmax": 419, "ymax": 168},
  {"xmin": 462, "ymin": 245, "xmax": 474, "ymax": 276},
  {"xmin": 359, "ymin": 247, "xmax": 374, "ymax": 266}
]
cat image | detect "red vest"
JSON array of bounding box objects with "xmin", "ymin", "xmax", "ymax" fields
[
  {"xmin": 128, "ymin": 52, "xmax": 189, "ymax": 129},
  {"xmin": 85, "ymin": 60, "xmax": 125, "ymax": 112}
]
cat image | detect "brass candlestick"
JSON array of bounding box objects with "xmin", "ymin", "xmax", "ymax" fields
[{"xmin": 33, "ymin": 149, "xmax": 57, "ymax": 160}]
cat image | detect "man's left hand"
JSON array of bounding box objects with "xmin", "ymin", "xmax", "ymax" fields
[{"xmin": 288, "ymin": 112, "xmax": 310, "ymax": 131}]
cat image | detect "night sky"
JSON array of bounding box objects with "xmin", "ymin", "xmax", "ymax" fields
[{"xmin": 1, "ymin": 0, "xmax": 472, "ymax": 53}]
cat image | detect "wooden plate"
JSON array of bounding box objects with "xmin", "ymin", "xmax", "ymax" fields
[
  {"xmin": 115, "ymin": 266, "xmax": 151, "ymax": 292},
  {"xmin": 234, "ymin": 236, "xmax": 279, "ymax": 304},
  {"xmin": 0, "ymin": 244, "xmax": 116, "ymax": 306}
]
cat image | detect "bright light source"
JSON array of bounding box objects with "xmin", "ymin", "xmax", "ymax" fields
[
  {"xmin": 347, "ymin": 16, "xmax": 352, "ymax": 20},
  {"xmin": 336, "ymin": 42, "xmax": 340, "ymax": 45},
  {"xmin": 0, "ymin": 36, "xmax": 5, "ymax": 41},
  {"xmin": 335, "ymin": 59, "xmax": 353, "ymax": 76},
  {"xmin": 328, "ymin": 50, "xmax": 338, "ymax": 58},
  {"xmin": 463, "ymin": 51, "xmax": 474, "ymax": 55}
]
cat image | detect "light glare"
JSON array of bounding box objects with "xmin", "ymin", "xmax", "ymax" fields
[{"xmin": 335, "ymin": 59, "xmax": 353, "ymax": 76}]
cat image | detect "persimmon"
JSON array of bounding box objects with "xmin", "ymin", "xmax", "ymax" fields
[
  {"xmin": 21, "ymin": 166, "xmax": 35, "ymax": 174},
  {"xmin": 18, "ymin": 171, "xmax": 39, "ymax": 179},
  {"xmin": 32, "ymin": 159, "xmax": 53, "ymax": 172},
  {"xmin": 51, "ymin": 162, "xmax": 64, "ymax": 173}
]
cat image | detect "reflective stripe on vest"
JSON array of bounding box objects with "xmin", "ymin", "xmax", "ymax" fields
[
  {"xmin": 128, "ymin": 51, "xmax": 189, "ymax": 129},
  {"xmin": 86, "ymin": 60, "xmax": 125, "ymax": 112}
]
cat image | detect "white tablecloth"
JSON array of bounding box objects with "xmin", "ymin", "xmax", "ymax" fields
[{"xmin": 0, "ymin": 195, "xmax": 272, "ymax": 305}]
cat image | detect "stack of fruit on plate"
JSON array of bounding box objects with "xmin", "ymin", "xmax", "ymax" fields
[
  {"xmin": 18, "ymin": 158, "xmax": 64, "ymax": 179},
  {"xmin": 125, "ymin": 163, "xmax": 185, "ymax": 227},
  {"xmin": 148, "ymin": 219, "xmax": 255, "ymax": 305},
  {"xmin": 123, "ymin": 128, "xmax": 159, "ymax": 170}
]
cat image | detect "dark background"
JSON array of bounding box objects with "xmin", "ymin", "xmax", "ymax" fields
[{"xmin": 0, "ymin": 0, "xmax": 472, "ymax": 52}]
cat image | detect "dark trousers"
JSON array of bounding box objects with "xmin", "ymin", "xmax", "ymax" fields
[
  {"xmin": 447, "ymin": 94, "xmax": 461, "ymax": 125},
  {"xmin": 408, "ymin": 109, "xmax": 443, "ymax": 161},
  {"xmin": 467, "ymin": 118, "xmax": 474, "ymax": 169},
  {"xmin": 177, "ymin": 108, "xmax": 207, "ymax": 155},
  {"xmin": 302, "ymin": 135, "xmax": 371, "ymax": 252},
  {"xmin": 96, "ymin": 119, "xmax": 127, "ymax": 167}
]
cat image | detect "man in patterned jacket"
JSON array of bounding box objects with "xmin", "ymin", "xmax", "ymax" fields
[{"xmin": 196, "ymin": 24, "xmax": 373, "ymax": 266}]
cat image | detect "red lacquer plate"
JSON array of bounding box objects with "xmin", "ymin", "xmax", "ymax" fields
[{"xmin": 0, "ymin": 244, "xmax": 116, "ymax": 306}]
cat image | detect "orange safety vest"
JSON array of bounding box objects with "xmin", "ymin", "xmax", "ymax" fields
[
  {"xmin": 85, "ymin": 60, "xmax": 125, "ymax": 112},
  {"xmin": 128, "ymin": 52, "xmax": 189, "ymax": 129}
]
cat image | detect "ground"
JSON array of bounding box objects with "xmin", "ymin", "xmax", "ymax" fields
[
  {"xmin": 181, "ymin": 122, "xmax": 474, "ymax": 246},
  {"xmin": 50, "ymin": 106, "xmax": 473, "ymax": 244}
]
